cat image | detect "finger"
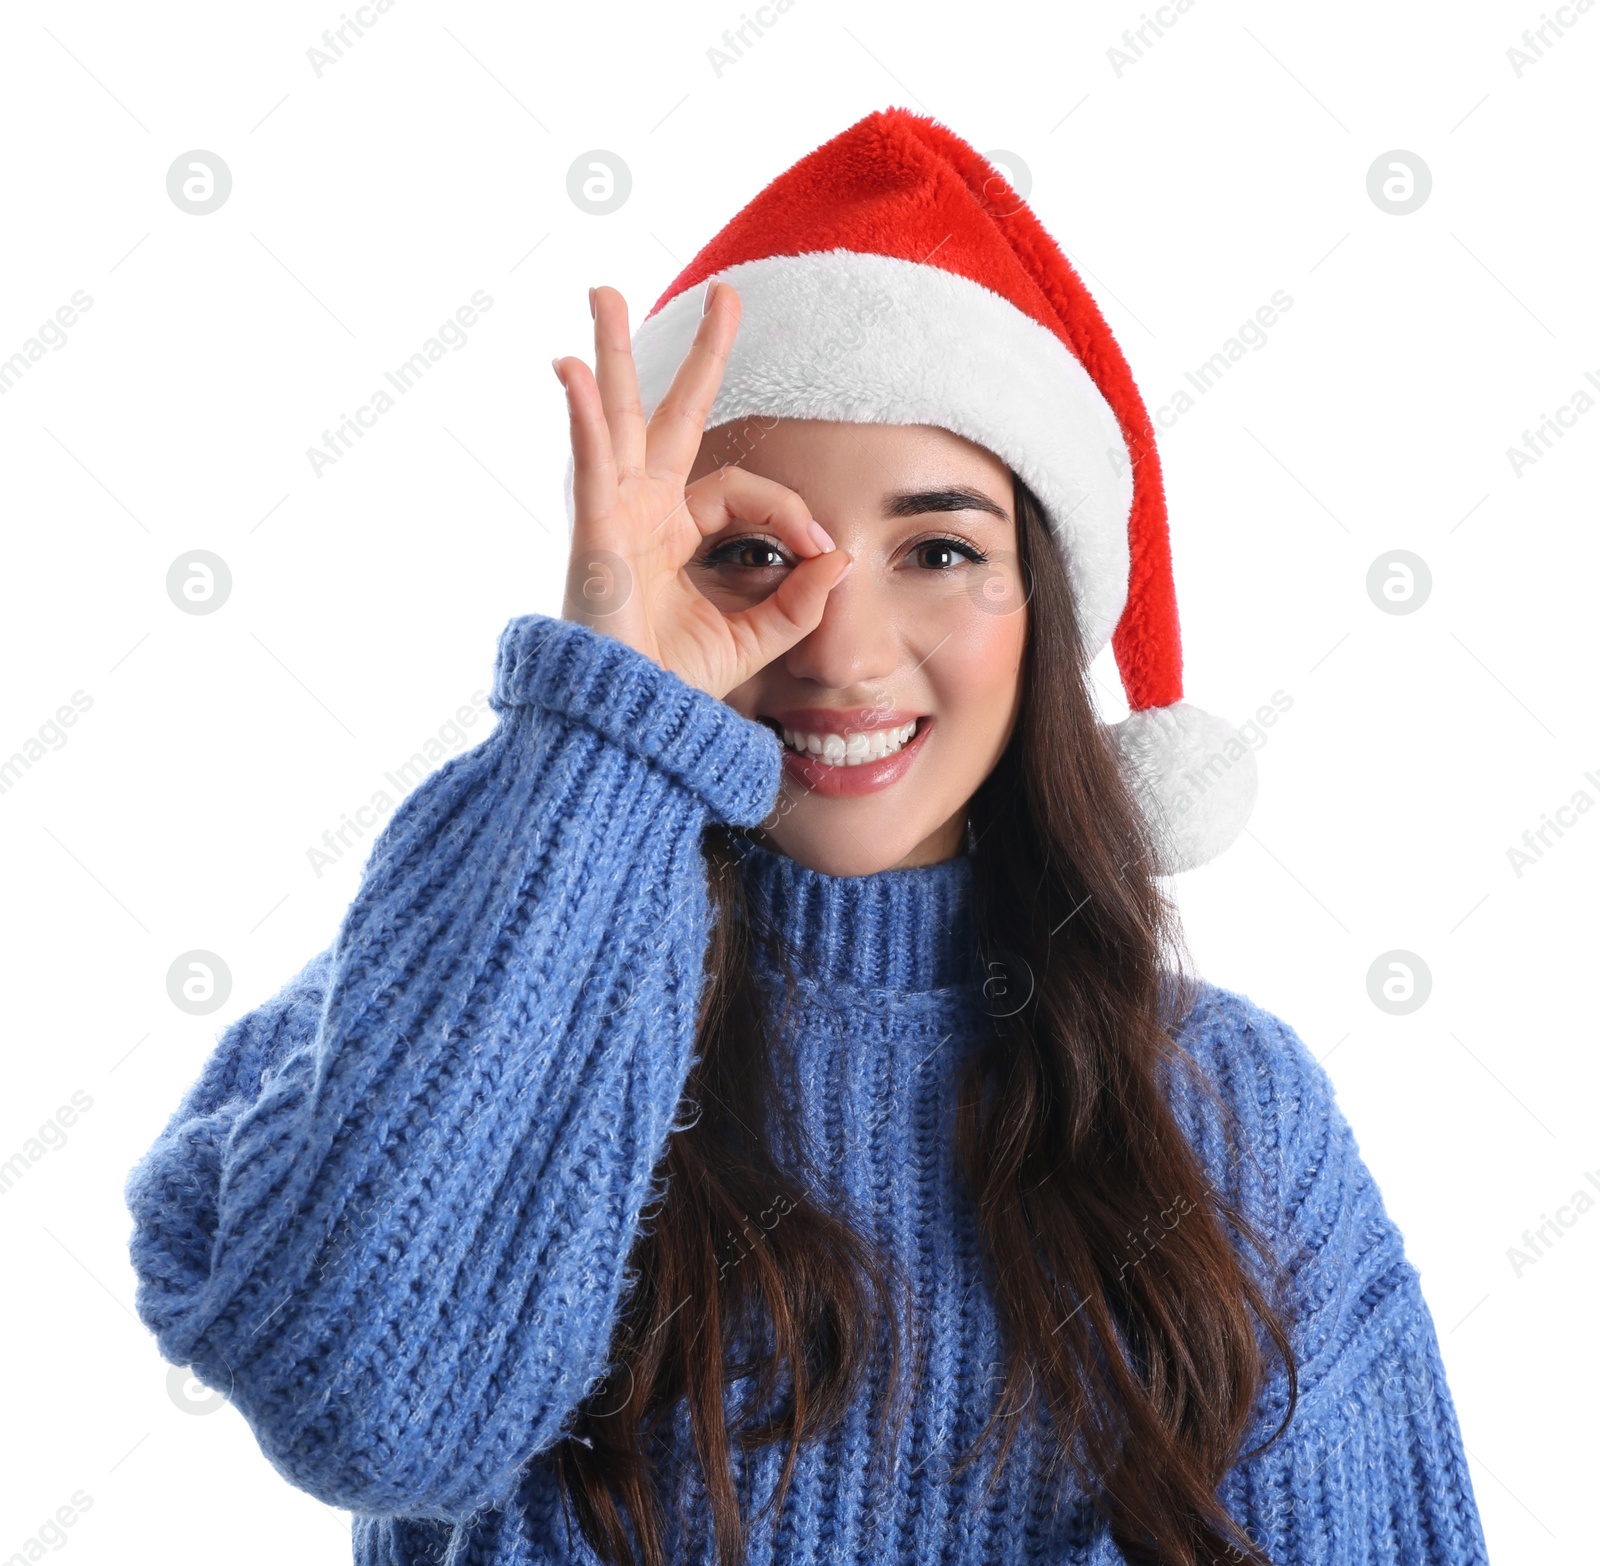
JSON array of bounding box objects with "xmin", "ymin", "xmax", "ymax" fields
[
  {"xmin": 684, "ymin": 464, "xmax": 835, "ymax": 556},
  {"xmin": 645, "ymin": 280, "xmax": 741, "ymax": 481},
  {"xmin": 724, "ymin": 548, "xmax": 853, "ymax": 678},
  {"xmin": 591, "ymin": 287, "xmax": 646, "ymax": 478},
  {"xmin": 555, "ymin": 356, "xmax": 618, "ymax": 533}
]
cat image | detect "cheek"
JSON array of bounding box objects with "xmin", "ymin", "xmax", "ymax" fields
[
  {"xmin": 927, "ymin": 608, "xmax": 1027, "ymax": 736},
  {"xmin": 720, "ymin": 669, "xmax": 769, "ymax": 725}
]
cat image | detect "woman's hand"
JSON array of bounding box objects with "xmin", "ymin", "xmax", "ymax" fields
[{"xmin": 553, "ymin": 282, "xmax": 851, "ymax": 701}]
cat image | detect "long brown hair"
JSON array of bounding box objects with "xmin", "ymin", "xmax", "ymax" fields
[{"xmin": 551, "ymin": 474, "xmax": 1299, "ymax": 1566}]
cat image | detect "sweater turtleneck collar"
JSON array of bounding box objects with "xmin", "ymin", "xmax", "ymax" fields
[{"xmin": 735, "ymin": 836, "xmax": 983, "ymax": 994}]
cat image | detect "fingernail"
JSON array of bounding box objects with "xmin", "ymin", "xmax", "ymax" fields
[
  {"xmin": 551, "ymin": 357, "xmax": 565, "ymax": 387},
  {"xmin": 702, "ymin": 280, "xmax": 718, "ymax": 316},
  {"xmin": 807, "ymin": 520, "xmax": 836, "ymax": 554},
  {"xmin": 588, "ymin": 287, "xmax": 597, "ymax": 319},
  {"xmin": 833, "ymin": 554, "xmax": 854, "ymax": 582}
]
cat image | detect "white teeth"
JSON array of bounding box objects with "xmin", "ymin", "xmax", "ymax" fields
[{"xmin": 778, "ymin": 721, "xmax": 918, "ymax": 766}]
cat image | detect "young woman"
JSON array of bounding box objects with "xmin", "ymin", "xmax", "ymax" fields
[{"xmin": 124, "ymin": 110, "xmax": 1489, "ymax": 1566}]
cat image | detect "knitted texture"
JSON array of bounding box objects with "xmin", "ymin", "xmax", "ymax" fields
[{"xmin": 124, "ymin": 615, "xmax": 1489, "ymax": 1566}]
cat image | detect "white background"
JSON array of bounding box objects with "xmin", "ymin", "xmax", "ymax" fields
[{"xmin": 1, "ymin": 0, "xmax": 1593, "ymax": 1561}]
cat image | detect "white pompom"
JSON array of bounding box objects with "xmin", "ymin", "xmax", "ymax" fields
[{"xmin": 1107, "ymin": 702, "xmax": 1259, "ymax": 875}]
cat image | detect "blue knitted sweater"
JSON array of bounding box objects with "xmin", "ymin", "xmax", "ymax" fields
[{"xmin": 124, "ymin": 614, "xmax": 1489, "ymax": 1566}]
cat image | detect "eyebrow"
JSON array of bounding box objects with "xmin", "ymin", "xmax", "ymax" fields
[{"xmin": 883, "ymin": 485, "xmax": 1011, "ymax": 521}]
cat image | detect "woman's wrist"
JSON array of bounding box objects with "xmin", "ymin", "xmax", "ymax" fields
[{"xmin": 492, "ymin": 613, "xmax": 783, "ymax": 827}]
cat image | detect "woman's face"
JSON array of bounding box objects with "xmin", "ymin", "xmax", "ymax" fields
[{"xmin": 686, "ymin": 419, "xmax": 1028, "ymax": 877}]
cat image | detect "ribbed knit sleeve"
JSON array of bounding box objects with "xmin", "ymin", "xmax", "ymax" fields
[
  {"xmin": 1176, "ymin": 987, "xmax": 1490, "ymax": 1566},
  {"xmin": 123, "ymin": 614, "xmax": 782, "ymax": 1524}
]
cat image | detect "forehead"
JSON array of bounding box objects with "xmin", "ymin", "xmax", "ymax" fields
[{"xmin": 690, "ymin": 418, "xmax": 1013, "ymax": 500}]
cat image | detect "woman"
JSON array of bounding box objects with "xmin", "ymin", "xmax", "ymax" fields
[{"xmin": 124, "ymin": 109, "xmax": 1489, "ymax": 1566}]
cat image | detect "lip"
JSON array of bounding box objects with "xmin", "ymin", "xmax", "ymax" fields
[
  {"xmin": 763, "ymin": 707, "xmax": 923, "ymax": 735},
  {"xmin": 759, "ymin": 707, "xmax": 932, "ymax": 799}
]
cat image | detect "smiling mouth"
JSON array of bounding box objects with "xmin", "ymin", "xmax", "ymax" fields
[{"xmin": 766, "ymin": 718, "xmax": 923, "ymax": 767}]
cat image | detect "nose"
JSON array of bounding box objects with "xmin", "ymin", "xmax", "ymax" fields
[{"xmin": 781, "ymin": 559, "xmax": 899, "ymax": 690}]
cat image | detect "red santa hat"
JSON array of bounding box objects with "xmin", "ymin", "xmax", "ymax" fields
[{"xmin": 570, "ymin": 106, "xmax": 1257, "ymax": 874}]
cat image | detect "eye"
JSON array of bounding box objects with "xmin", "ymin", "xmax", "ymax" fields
[
  {"xmin": 909, "ymin": 536, "xmax": 988, "ymax": 570},
  {"xmin": 702, "ymin": 535, "xmax": 793, "ymax": 571}
]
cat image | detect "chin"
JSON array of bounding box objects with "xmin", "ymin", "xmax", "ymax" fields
[{"xmin": 759, "ymin": 808, "xmax": 944, "ymax": 878}]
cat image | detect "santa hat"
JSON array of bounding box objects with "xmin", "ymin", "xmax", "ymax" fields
[{"xmin": 568, "ymin": 106, "xmax": 1256, "ymax": 875}]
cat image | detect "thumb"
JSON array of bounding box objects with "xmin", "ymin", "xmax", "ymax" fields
[{"xmin": 723, "ymin": 549, "xmax": 853, "ymax": 682}]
